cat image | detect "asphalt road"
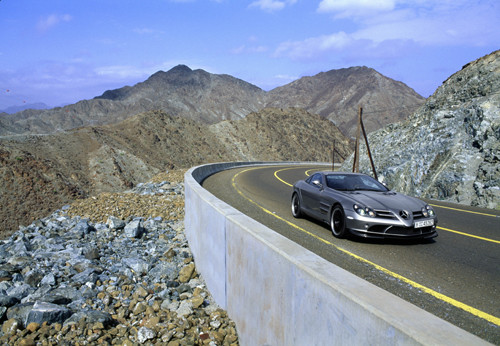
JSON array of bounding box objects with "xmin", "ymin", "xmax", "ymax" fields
[{"xmin": 202, "ymin": 164, "xmax": 500, "ymax": 343}]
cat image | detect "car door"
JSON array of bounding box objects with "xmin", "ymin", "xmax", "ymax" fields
[{"xmin": 300, "ymin": 173, "xmax": 324, "ymax": 218}]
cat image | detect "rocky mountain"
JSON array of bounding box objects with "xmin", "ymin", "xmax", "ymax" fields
[
  {"xmin": 0, "ymin": 66, "xmax": 266, "ymax": 136},
  {"xmin": 94, "ymin": 65, "xmax": 267, "ymax": 123},
  {"xmin": 0, "ymin": 107, "xmax": 352, "ymax": 236},
  {"xmin": 267, "ymin": 66, "xmax": 425, "ymax": 137},
  {"xmin": 342, "ymin": 50, "xmax": 500, "ymax": 209},
  {"xmin": 0, "ymin": 65, "xmax": 422, "ymax": 137}
]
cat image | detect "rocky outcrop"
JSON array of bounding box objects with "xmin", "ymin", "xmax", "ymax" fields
[{"xmin": 342, "ymin": 50, "xmax": 500, "ymax": 209}]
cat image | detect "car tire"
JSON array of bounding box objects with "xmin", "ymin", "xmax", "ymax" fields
[
  {"xmin": 330, "ymin": 205, "xmax": 347, "ymax": 238},
  {"xmin": 291, "ymin": 193, "xmax": 302, "ymax": 218}
]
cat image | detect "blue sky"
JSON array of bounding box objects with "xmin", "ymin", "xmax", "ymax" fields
[{"xmin": 0, "ymin": 0, "xmax": 499, "ymax": 109}]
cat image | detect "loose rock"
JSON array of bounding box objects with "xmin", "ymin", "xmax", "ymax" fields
[{"xmin": 0, "ymin": 171, "xmax": 239, "ymax": 345}]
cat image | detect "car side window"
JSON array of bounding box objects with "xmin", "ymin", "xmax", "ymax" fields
[{"xmin": 309, "ymin": 173, "xmax": 322, "ymax": 187}]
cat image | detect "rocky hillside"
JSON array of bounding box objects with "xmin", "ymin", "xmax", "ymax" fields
[
  {"xmin": 0, "ymin": 170, "xmax": 240, "ymax": 345},
  {"xmin": 342, "ymin": 50, "xmax": 500, "ymax": 209},
  {"xmin": 209, "ymin": 108, "xmax": 351, "ymax": 161},
  {"xmin": 266, "ymin": 66, "xmax": 425, "ymax": 137},
  {"xmin": 0, "ymin": 107, "xmax": 352, "ymax": 236},
  {"xmin": 0, "ymin": 65, "xmax": 422, "ymax": 137}
]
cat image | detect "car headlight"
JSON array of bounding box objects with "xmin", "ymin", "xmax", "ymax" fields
[
  {"xmin": 421, "ymin": 205, "xmax": 435, "ymax": 218},
  {"xmin": 354, "ymin": 204, "xmax": 376, "ymax": 218}
]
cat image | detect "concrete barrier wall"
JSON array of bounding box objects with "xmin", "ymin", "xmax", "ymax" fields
[{"xmin": 184, "ymin": 162, "xmax": 487, "ymax": 346}]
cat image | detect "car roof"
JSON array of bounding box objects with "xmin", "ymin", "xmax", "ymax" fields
[{"xmin": 313, "ymin": 171, "xmax": 368, "ymax": 176}]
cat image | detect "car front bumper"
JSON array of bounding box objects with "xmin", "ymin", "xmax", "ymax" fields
[{"xmin": 345, "ymin": 211, "xmax": 438, "ymax": 239}]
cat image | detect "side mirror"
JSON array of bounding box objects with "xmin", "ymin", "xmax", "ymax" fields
[
  {"xmin": 312, "ymin": 180, "xmax": 322, "ymax": 188},
  {"xmin": 378, "ymin": 178, "xmax": 388, "ymax": 188}
]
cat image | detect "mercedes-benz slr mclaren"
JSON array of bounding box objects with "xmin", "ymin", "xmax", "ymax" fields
[{"xmin": 291, "ymin": 172, "xmax": 438, "ymax": 239}]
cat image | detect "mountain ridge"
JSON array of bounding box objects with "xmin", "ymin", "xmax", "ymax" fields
[{"xmin": 0, "ymin": 65, "xmax": 423, "ymax": 137}]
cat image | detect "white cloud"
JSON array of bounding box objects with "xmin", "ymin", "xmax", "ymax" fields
[
  {"xmin": 275, "ymin": 32, "xmax": 352, "ymax": 59},
  {"xmin": 37, "ymin": 14, "xmax": 72, "ymax": 33},
  {"xmin": 230, "ymin": 45, "xmax": 246, "ymax": 55},
  {"xmin": 353, "ymin": 2, "xmax": 499, "ymax": 46},
  {"xmin": 231, "ymin": 36, "xmax": 268, "ymax": 55},
  {"xmin": 231, "ymin": 44, "xmax": 268, "ymax": 55},
  {"xmin": 274, "ymin": 74, "xmax": 299, "ymax": 83},
  {"xmin": 249, "ymin": 0, "xmax": 297, "ymax": 12},
  {"xmin": 286, "ymin": 0, "xmax": 500, "ymax": 61},
  {"xmin": 95, "ymin": 65, "xmax": 153, "ymax": 79},
  {"xmin": 318, "ymin": 0, "xmax": 395, "ymax": 17}
]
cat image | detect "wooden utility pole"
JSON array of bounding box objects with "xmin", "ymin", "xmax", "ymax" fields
[
  {"xmin": 332, "ymin": 140, "xmax": 346, "ymax": 171},
  {"xmin": 360, "ymin": 111, "xmax": 378, "ymax": 180},
  {"xmin": 352, "ymin": 105, "xmax": 378, "ymax": 179},
  {"xmin": 332, "ymin": 141, "xmax": 335, "ymax": 171},
  {"xmin": 352, "ymin": 106, "xmax": 362, "ymax": 173}
]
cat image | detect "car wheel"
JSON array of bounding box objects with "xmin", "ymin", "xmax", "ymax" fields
[
  {"xmin": 330, "ymin": 205, "xmax": 347, "ymax": 238},
  {"xmin": 291, "ymin": 193, "xmax": 302, "ymax": 218}
]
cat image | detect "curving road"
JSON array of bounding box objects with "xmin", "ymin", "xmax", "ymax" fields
[{"xmin": 202, "ymin": 164, "xmax": 500, "ymax": 343}]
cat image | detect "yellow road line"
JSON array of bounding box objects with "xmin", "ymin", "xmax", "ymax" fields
[
  {"xmin": 232, "ymin": 166, "xmax": 500, "ymax": 327},
  {"xmin": 274, "ymin": 166, "xmax": 325, "ymax": 187},
  {"xmin": 273, "ymin": 168, "xmax": 293, "ymax": 187},
  {"xmin": 305, "ymin": 168, "xmax": 322, "ymax": 176},
  {"xmin": 430, "ymin": 203, "xmax": 499, "ymax": 218},
  {"xmin": 437, "ymin": 226, "xmax": 500, "ymax": 244}
]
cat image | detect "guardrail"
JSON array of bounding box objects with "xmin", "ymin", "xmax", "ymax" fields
[{"xmin": 184, "ymin": 162, "xmax": 487, "ymax": 345}]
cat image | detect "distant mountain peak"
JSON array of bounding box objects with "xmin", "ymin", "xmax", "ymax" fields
[{"xmin": 168, "ymin": 64, "xmax": 193, "ymax": 73}]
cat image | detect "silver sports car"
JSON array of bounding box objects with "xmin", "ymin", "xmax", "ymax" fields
[{"xmin": 291, "ymin": 171, "xmax": 438, "ymax": 239}]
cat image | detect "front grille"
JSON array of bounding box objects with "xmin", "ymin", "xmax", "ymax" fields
[
  {"xmin": 368, "ymin": 225, "xmax": 388, "ymax": 233},
  {"xmin": 383, "ymin": 226, "xmax": 435, "ymax": 236},
  {"xmin": 413, "ymin": 210, "xmax": 425, "ymax": 219},
  {"xmin": 364, "ymin": 224, "xmax": 437, "ymax": 239},
  {"xmin": 374, "ymin": 210, "xmax": 396, "ymax": 219},
  {"xmin": 386, "ymin": 226, "xmax": 417, "ymax": 236}
]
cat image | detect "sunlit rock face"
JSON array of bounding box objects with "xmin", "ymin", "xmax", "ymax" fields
[{"xmin": 343, "ymin": 50, "xmax": 500, "ymax": 209}]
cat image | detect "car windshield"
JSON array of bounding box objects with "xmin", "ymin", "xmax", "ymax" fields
[{"xmin": 325, "ymin": 174, "xmax": 388, "ymax": 192}]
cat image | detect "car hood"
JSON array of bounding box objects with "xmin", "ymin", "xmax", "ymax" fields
[{"xmin": 343, "ymin": 190, "xmax": 425, "ymax": 211}]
